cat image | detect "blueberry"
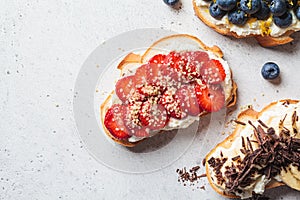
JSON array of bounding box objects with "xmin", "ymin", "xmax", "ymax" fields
[
  {"xmin": 240, "ymin": 0, "xmax": 261, "ymax": 14},
  {"xmin": 274, "ymin": 12, "xmax": 293, "ymax": 28},
  {"xmin": 163, "ymin": 0, "xmax": 179, "ymax": 6},
  {"xmin": 228, "ymin": 9, "xmax": 248, "ymax": 26},
  {"xmin": 209, "ymin": 2, "xmax": 227, "ymax": 20},
  {"xmin": 261, "ymin": 62, "xmax": 280, "ymax": 80},
  {"xmin": 270, "ymin": 0, "xmax": 287, "ymax": 16},
  {"xmin": 216, "ymin": 0, "xmax": 237, "ymax": 11},
  {"xmin": 253, "ymin": 0, "xmax": 271, "ymax": 20},
  {"xmin": 295, "ymin": 6, "xmax": 300, "ymax": 20}
]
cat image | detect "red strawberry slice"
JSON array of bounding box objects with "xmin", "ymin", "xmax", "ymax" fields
[
  {"xmin": 139, "ymin": 100, "xmax": 169, "ymax": 130},
  {"xmin": 104, "ymin": 104, "xmax": 130, "ymax": 139},
  {"xmin": 123, "ymin": 103, "xmax": 149, "ymax": 137},
  {"xmin": 164, "ymin": 51, "xmax": 187, "ymax": 71},
  {"xmin": 148, "ymin": 54, "xmax": 166, "ymax": 65},
  {"xmin": 159, "ymin": 89, "xmax": 187, "ymax": 119},
  {"xmin": 179, "ymin": 51, "xmax": 210, "ymax": 81},
  {"xmin": 132, "ymin": 127, "xmax": 149, "ymax": 137},
  {"xmin": 146, "ymin": 63, "xmax": 162, "ymax": 85},
  {"xmin": 135, "ymin": 64, "xmax": 149, "ymax": 86},
  {"xmin": 195, "ymin": 84, "xmax": 225, "ymax": 112},
  {"xmin": 137, "ymin": 84, "xmax": 165, "ymax": 98},
  {"xmin": 183, "ymin": 51, "xmax": 210, "ymax": 63},
  {"xmin": 176, "ymin": 84, "xmax": 202, "ymax": 116},
  {"xmin": 159, "ymin": 64, "xmax": 181, "ymax": 85},
  {"xmin": 200, "ymin": 59, "xmax": 226, "ymax": 84},
  {"xmin": 135, "ymin": 63, "xmax": 163, "ymax": 87},
  {"xmin": 115, "ymin": 75, "xmax": 137, "ymax": 103}
]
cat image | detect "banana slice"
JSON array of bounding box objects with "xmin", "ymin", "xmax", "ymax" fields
[{"xmin": 280, "ymin": 166, "xmax": 300, "ymax": 191}]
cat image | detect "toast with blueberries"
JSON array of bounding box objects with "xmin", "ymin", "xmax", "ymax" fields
[
  {"xmin": 193, "ymin": 0, "xmax": 300, "ymax": 47},
  {"xmin": 100, "ymin": 34, "xmax": 237, "ymax": 147},
  {"xmin": 205, "ymin": 99, "xmax": 300, "ymax": 198}
]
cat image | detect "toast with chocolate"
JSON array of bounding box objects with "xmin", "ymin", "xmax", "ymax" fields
[{"xmin": 205, "ymin": 99, "xmax": 300, "ymax": 198}]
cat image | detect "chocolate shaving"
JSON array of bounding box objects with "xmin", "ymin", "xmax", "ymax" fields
[
  {"xmin": 279, "ymin": 114, "xmax": 287, "ymax": 128},
  {"xmin": 211, "ymin": 118, "xmax": 300, "ymax": 196},
  {"xmin": 234, "ymin": 120, "xmax": 246, "ymax": 126},
  {"xmin": 232, "ymin": 155, "xmax": 241, "ymax": 161},
  {"xmin": 242, "ymin": 136, "xmax": 246, "ymax": 149},
  {"xmin": 292, "ymin": 111, "xmax": 297, "ymax": 126},
  {"xmin": 258, "ymin": 120, "xmax": 268, "ymax": 129},
  {"xmin": 247, "ymin": 137, "xmax": 254, "ymax": 153},
  {"xmin": 266, "ymin": 127, "xmax": 275, "ymax": 136},
  {"xmin": 177, "ymin": 165, "xmax": 204, "ymax": 184}
]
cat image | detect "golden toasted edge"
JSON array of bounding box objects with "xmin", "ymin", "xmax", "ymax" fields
[
  {"xmin": 100, "ymin": 34, "xmax": 237, "ymax": 147},
  {"xmin": 117, "ymin": 53, "xmax": 142, "ymax": 70},
  {"xmin": 205, "ymin": 99, "xmax": 300, "ymax": 198},
  {"xmin": 141, "ymin": 34, "xmax": 224, "ymax": 61},
  {"xmin": 192, "ymin": 0, "xmax": 295, "ymax": 47}
]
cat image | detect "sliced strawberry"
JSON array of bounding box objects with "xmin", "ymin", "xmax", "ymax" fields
[
  {"xmin": 179, "ymin": 51, "xmax": 210, "ymax": 81},
  {"xmin": 135, "ymin": 63, "xmax": 163, "ymax": 86},
  {"xmin": 159, "ymin": 64, "xmax": 181, "ymax": 85},
  {"xmin": 146, "ymin": 63, "xmax": 162, "ymax": 85},
  {"xmin": 200, "ymin": 59, "xmax": 226, "ymax": 84},
  {"xmin": 159, "ymin": 89, "xmax": 187, "ymax": 119},
  {"xmin": 148, "ymin": 54, "xmax": 166, "ymax": 65},
  {"xmin": 135, "ymin": 64, "xmax": 149, "ymax": 86},
  {"xmin": 164, "ymin": 51, "xmax": 187, "ymax": 71},
  {"xmin": 195, "ymin": 84, "xmax": 225, "ymax": 112},
  {"xmin": 123, "ymin": 103, "xmax": 149, "ymax": 137},
  {"xmin": 183, "ymin": 51, "xmax": 210, "ymax": 63},
  {"xmin": 104, "ymin": 104, "xmax": 130, "ymax": 139},
  {"xmin": 132, "ymin": 127, "xmax": 149, "ymax": 137},
  {"xmin": 115, "ymin": 75, "xmax": 136, "ymax": 103},
  {"xmin": 176, "ymin": 84, "xmax": 202, "ymax": 116},
  {"xmin": 139, "ymin": 99, "xmax": 169, "ymax": 130},
  {"xmin": 137, "ymin": 84, "xmax": 165, "ymax": 98}
]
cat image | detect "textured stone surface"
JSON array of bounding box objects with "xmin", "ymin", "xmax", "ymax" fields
[{"xmin": 1, "ymin": 0, "xmax": 300, "ymax": 199}]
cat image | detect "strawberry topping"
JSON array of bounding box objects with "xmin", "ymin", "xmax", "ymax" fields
[
  {"xmin": 115, "ymin": 75, "xmax": 136, "ymax": 103},
  {"xmin": 135, "ymin": 64, "xmax": 149, "ymax": 86},
  {"xmin": 164, "ymin": 51, "xmax": 187, "ymax": 71},
  {"xmin": 195, "ymin": 84, "xmax": 225, "ymax": 112},
  {"xmin": 180, "ymin": 51, "xmax": 210, "ymax": 80},
  {"xmin": 105, "ymin": 50, "xmax": 229, "ymax": 140},
  {"xmin": 159, "ymin": 89, "xmax": 187, "ymax": 119},
  {"xmin": 104, "ymin": 104, "xmax": 130, "ymax": 139},
  {"xmin": 148, "ymin": 54, "xmax": 166, "ymax": 65},
  {"xmin": 123, "ymin": 103, "xmax": 149, "ymax": 137},
  {"xmin": 200, "ymin": 59, "xmax": 226, "ymax": 84},
  {"xmin": 176, "ymin": 84, "xmax": 202, "ymax": 116},
  {"xmin": 139, "ymin": 99, "xmax": 169, "ymax": 130}
]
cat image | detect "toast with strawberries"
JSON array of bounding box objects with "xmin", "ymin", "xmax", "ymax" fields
[{"xmin": 100, "ymin": 34, "xmax": 237, "ymax": 147}]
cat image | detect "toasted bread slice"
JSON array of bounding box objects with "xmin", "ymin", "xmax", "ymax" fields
[
  {"xmin": 100, "ymin": 34, "xmax": 237, "ymax": 147},
  {"xmin": 205, "ymin": 99, "xmax": 300, "ymax": 198},
  {"xmin": 193, "ymin": 0, "xmax": 299, "ymax": 47}
]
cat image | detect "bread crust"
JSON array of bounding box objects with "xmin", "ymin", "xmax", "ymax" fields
[
  {"xmin": 100, "ymin": 34, "xmax": 237, "ymax": 147},
  {"xmin": 205, "ymin": 99, "xmax": 299, "ymax": 198},
  {"xmin": 192, "ymin": 0, "xmax": 296, "ymax": 47}
]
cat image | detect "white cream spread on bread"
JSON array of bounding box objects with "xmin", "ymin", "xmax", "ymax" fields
[
  {"xmin": 195, "ymin": 0, "xmax": 300, "ymax": 38},
  {"xmin": 113, "ymin": 51, "xmax": 233, "ymax": 143}
]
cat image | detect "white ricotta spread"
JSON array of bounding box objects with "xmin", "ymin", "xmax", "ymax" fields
[{"xmin": 195, "ymin": 0, "xmax": 300, "ymax": 37}]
